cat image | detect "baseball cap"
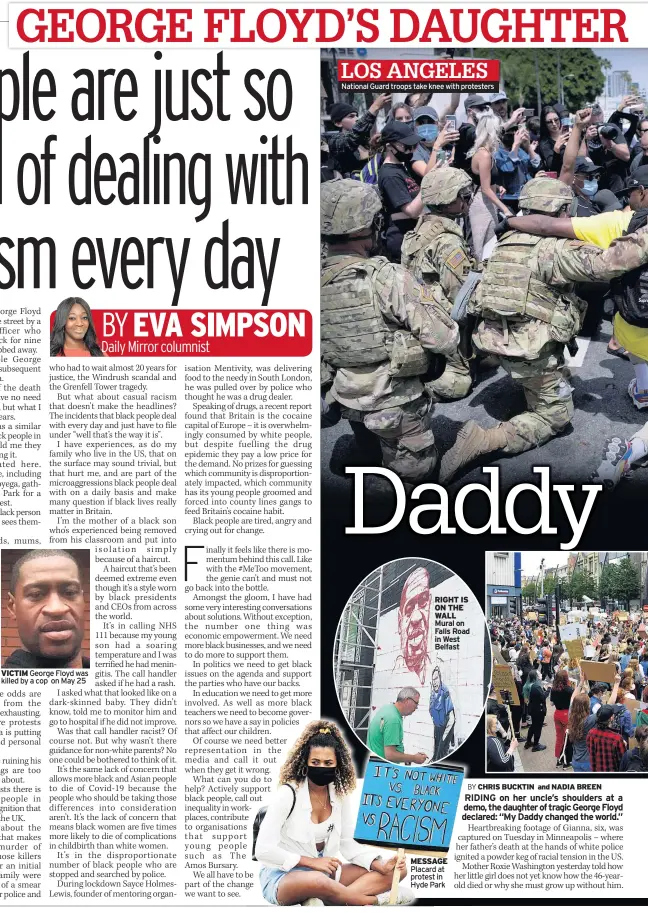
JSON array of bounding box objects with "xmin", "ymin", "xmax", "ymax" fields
[
  {"xmin": 381, "ymin": 121, "xmax": 421, "ymax": 146},
  {"xmin": 329, "ymin": 102, "xmax": 357, "ymax": 124},
  {"xmin": 464, "ymin": 94, "xmax": 489, "ymax": 110},
  {"xmin": 574, "ymin": 156, "xmax": 602, "ymax": 175},
  {"xmin": 597, "ymin": 705, "xmax": 615, "ymax": 724},
  {"xmin": 614, "ymin": 164, "xmax": 648, "ymax": 196},
  {"xmin": 489, "ymin": 92, "xmax": 508, "ymax": 104},
  {"xmin": 413, "ymin": 105, "xmax": 439, "ymax": 123}
]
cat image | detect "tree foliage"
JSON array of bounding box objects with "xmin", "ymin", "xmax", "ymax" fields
[
  {"xmin": 599, "ymin": 558, "xmax": 641, "ymax": 607},
  {"xmin": 564, "ymin": 570, "xmax": 598, "ymax": 604},
  {"xmin": 473, "ymin": 49, "xmax": 609, "ymax": 112}
]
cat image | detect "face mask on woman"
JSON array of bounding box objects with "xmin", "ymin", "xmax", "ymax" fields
[
  {"xmin": 417, "ymin": 124, "xmax": 438, "ymax": 143},
  {"xmin": 307, "ymin": 766, "xmax": 337, "ymax": 786},
  {"xmin": 392, "ymin": 146, "xmax": 414, "ymax": 164}
]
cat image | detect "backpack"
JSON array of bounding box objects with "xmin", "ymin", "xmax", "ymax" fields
[
  {"xmin": 607, "ymin": 704, "xmax": 629, "ymax": 738},
  {"xmin": 610, "ymin": 208, "xmax": 648, "ymax": 328},
  {"xmin": 624, "ymin": 748, "xmax": 648, "ymax": 772},
  {"xmin": 360, "ymin": 153, "xmax": 382, "ymax": 184},
  {"xmin": 251, "ymin": 784, "xmax": 296, "ymax": 861}
]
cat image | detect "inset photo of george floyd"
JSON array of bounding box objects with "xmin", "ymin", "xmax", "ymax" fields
[
  {"xmin": 333, "ymin": 557, "xmax": 490, "ymax": 766},
  {"xmin": 1, "ymin": 548, "xmax": 91, "ymax": 669}
]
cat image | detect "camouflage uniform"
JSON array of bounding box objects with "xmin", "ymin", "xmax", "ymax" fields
[
  {"xmin": 321, "ymin": 180, "xmax": 459, "ymax": 482},
  {"xmin": 402, "ymin": 169, "xmax": 475, "ymax": 399},
  {"xmin": 441, "ymin": 178, "xmax": 648, "ymax": 481}
]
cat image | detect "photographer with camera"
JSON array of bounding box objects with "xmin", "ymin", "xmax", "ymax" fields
[
  {"xmin": 630, "ymin": 117, "xmax": 648, "ymax": 173},
  {"xmin": 585, "ymin": 103, "xmax": 630, "ymax": 193}
]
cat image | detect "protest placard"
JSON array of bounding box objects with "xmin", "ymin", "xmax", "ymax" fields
[
  {"xmin": 492, "ymin": 664, "xmax": 520, "ymax": 706},
  {"xmin": 354, "ymin": 758, "xmax": 464, "ymax": 856},
  {"xmin": 564, "ymin": 639, "xmax": 584, "ymax": 661},
  {"xmin": 580, "ymin": 660, "xmax": 617, "ymax": 684},
  {"xmin": 562, "ymin": 622, "xmax": 588, "ymax": 641}
]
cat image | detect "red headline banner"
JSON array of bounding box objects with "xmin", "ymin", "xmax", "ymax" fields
[
  {"xmin": 9, "ymin": 5, "xmax": 629, "ymax": 47},
  {"xmin": 50, "ymin": 309, "xmax": 312, "ymax": 358}
]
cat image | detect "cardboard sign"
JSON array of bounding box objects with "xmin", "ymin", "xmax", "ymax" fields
[
  {"xmin": 491, "ymin": 643, "xmax": 505, "ymax": 666},
  {"xmin": 526, "ymin": 612, "xmax": 538, "ymax": 621},
  {"xmin": 354, "ymin": 758, "xmax": 464, "ymax": 855},
  {"xmin": 618, "ymin": 612, "xmax": 629, "ymax": 621},
  {"xmin": 492, "ymin": 664, "xmax": 520, "ymax": 706},
  {"xmin": 580, "ymin": 660, "xmax": 616, "ymax": 684},
  {"xmin": 562, "ymin": 622, "xmax": 588, "ymax": 641},
  {"xmin": 559, "ymin": 615, "xmax": 567, "ymax": 626},
  {"xmin": 564, "ymin": 639, "xmax": 584, "ymax": 661},
  {"xmin": 624, "ymin": 697, "xmax": 641, "ymax": 724}
]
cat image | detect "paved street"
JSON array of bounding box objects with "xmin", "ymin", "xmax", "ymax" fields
[
  {"xmin": 322, "ymin": 322, "xmax": 648, "ymax": 502},
  {"xmin": 513, "ymin": 699, "xmax": 562, "ymax": 773}
]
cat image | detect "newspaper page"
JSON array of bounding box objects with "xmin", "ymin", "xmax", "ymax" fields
[{"xmin": 0, "ymin": 0, "xmax": 646, "ymax": 910}]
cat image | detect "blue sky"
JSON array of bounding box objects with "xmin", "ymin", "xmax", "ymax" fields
[{"xmin": 594, "ymin": 49, "xmax": 648, "ymax": 96}]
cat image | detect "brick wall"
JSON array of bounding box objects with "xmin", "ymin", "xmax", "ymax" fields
[{"xmin": 1, "ymin": 549, "xmax": 91, "ymax": 664}]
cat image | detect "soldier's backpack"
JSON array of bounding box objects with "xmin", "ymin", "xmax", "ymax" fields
[
  {"xmin": 251, "ymin": 784, "xmax": 296, "ymax": 861},
  {"xmin": 610, "ymin": 208, "xmax": 648, "ymax": 328}
]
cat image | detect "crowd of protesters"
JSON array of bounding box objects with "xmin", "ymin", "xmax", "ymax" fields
[
  {"xmin": 322, "ymin": 84, "xmax": 648, "ymax": 486},
  {"xmin": 486, "ymin": 612, "xmax": 648, "ymax": 773}
]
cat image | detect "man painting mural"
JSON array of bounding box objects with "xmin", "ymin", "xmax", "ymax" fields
[
  {"xmin": 395, "ymin": 567, "xmax": 431, "ymax": 685},
  {"xmin": 429, "ymin": 667, "xmax": 455, "ymax": 761}
]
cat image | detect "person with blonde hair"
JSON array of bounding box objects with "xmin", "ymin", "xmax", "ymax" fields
[
  {"xmin": 468, "ymin": 112, "xmax": 512, "ymax": 259},
  {"xmin": 486, "ymin": 713, "xmax": 517, "ymax": 771},
  {"xmin": 255, "ymin": 720, "xmax": 412, "ymax": 906}
]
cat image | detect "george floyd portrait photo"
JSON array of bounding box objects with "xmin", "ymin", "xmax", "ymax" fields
[{"xmin": 1, "ymin": 548, "xmax": 91, "ymax": 669}]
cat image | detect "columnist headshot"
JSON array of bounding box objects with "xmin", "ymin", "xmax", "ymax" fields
[
  {"xmin": 50, "ymin": 296, "xmax": 104, "ymax": 357},
  {"xmin": 1, "ymin": 549, "xmax": 91, "ymax": 669}
]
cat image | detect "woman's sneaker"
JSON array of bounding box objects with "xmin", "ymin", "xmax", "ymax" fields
[
  {"xmin": 377, "ymin": 886, "xmax": 416, "ymax": 905},
  {"xmin": 591, "ymin": 437, "xmax": 633, "ymax": 489},
  {"xmin": 628, "ymin": 378, "xmax": 648, "ymax": 410}
]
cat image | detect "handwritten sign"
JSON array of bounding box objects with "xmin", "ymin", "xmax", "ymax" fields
[
  {"xmin": 562, "ymin": 622, "xmax": 588, "ymax": 641},
  {"xmin": 492, "ymin": 664, "xmax": 520, "ymax": 706},
  {"xmin": 354, "ymin": 758, "xmax": 464, "ymax": 854},
  {"xmin": 618, "ymin": 612, "xmax": 629, "ymax": 622},
  {"xmin": 526, "ymin": 612, "xmax": 538, "ymax": 621},
  {"xmin": 580, "ymin": 660, "xmax": 616, "ymax": 684},
  {"xmin": 564, "ymin": 639, "xmax": 584, "ymax": 661}
]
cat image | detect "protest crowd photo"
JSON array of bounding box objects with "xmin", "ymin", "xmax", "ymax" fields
[
  {"xmin": 487, "ymin": 550, "xmax": 648, "ymax": 774},
  {"xmin": 320, "ymin": 47, "xmax": 648, "ymax": 498}
]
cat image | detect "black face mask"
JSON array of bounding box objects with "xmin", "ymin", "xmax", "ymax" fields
[
  {"xmin": 393, "ymin": 147, "xmax": 414, "ymax": 164},
  {"xmin": 307, "ymin": 766, "xmax": 337, "ymax": 786}
]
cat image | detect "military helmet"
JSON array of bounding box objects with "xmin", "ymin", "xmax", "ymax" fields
[
  {"xmin": 421, "ymin": 168, "xmax": 473, "ymax": 206},
  {"xmin": 321, "ymin": 179, "xmax": 382, "ymax": 236},
  {"xmin": 518, "ymin": 177, "xmax": 574, "ymax": 214}
]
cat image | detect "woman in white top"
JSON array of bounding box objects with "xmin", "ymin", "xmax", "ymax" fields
[{"xmin": 256, "ymin": 720, "xmax": 409, "ymax": 905}]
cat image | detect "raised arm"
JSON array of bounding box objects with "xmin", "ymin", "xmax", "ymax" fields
[{"xmin": 560, "ymin": 108, "xmax": 592, "ymax": 186}]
